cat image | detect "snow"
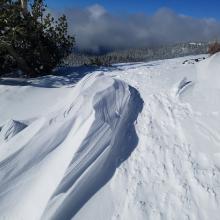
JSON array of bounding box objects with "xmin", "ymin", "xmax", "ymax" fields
[
  {"xmin": 1, "ymin": 53, "xmax": 220, "ymax": 220},
  {"xmin": 0, "ymin": 120, "xmax": 26, "ymax": 143}
]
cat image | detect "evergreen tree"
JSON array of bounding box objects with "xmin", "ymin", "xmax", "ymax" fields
[{"xmin": 0, "ymin": 0, "xmax": 74, "ymax": 77}]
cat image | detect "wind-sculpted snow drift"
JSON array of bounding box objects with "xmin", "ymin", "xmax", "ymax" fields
[
  {"xmin": 1, "ymin": 53, "xmax": 220, "ymax": 220},
  {"xmin": 0, "ymin": 73, "xmax": 143, "ymax": 220}
]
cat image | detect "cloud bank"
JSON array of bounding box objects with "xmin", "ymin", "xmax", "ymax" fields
[{"xmin": 63, "ymin": 5, "xmax": 220, "ymax": 52}]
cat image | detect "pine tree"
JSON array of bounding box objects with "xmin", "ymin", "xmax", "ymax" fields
[{"xmin": 0, "ymin": 0, "xmax": 74, "ymax": 77}]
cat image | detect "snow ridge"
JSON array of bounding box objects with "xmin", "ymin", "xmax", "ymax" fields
[
  {"xmin": 0, "ymin": 73, "xmax": 143, "ymax": 220},
  {"xmin": 0, "ymin": 120, "xmax": 26, "ymax": 143}
]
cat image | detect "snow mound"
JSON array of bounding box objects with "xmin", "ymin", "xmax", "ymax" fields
[
  {"xmin": 0, "ymin": 73, "xmax": 143, "ymax": 220},
  {"xmin": 0, "ymin": 120, "xmax": 26, "ymax": 143}
]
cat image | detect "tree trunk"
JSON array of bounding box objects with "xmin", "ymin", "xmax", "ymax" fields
[{"xmin": 20, "ymin": 0, "xmax": 28, "ymax": 14}]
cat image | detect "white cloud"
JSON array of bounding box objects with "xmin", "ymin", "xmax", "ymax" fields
[
  {"xmin": 63, "ymin": 5, "xmax": 220, "ymax": 51},
  {"xmin": 87, "ymin": 4, "xmax": 106, "ymax": 19}
]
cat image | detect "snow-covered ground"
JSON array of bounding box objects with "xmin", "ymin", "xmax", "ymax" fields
[{"xmin": 0, "ymin": 53, "xmax": 220, "ymax": 220}]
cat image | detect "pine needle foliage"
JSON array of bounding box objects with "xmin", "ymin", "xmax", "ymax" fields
[{"xmin": 0, "ymin": 0, "xmax": 74, "ymax": 77}]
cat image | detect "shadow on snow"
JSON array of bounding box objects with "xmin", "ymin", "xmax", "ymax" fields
[
  {"xmin": 0, "ymin": 66, "xmax": 121, "ymax": 88},
  {"xmin": 45, "ymin": 85, "xmax": 144, "ymax": 220}
]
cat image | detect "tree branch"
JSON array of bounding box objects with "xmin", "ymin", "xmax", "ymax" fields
[{"xmin": 0, "ymin": 40, "xmax": 35, "ymax": 77}]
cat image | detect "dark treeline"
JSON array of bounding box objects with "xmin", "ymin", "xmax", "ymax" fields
[{"xmin": 64, "ymin": 42, "xmax": 209, "ymax": 67}]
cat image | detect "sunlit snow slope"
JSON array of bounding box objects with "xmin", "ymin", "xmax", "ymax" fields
[{"xmin": 1, "ymin": 53, "xmax": 220, "ymax": 220}]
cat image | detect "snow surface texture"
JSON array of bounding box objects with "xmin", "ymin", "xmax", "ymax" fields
[
  {"xmin": 0, "ymin": 72, "xmax": 143, "ymax": 220},
  {"xmin": 0, "ymin": 53, "xmax": 220, "ymax": 220}
]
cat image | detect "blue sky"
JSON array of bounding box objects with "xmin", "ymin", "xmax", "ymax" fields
[{"xmin": 46, "ymin": 0, "xmax": 220, "ymax": 20}]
